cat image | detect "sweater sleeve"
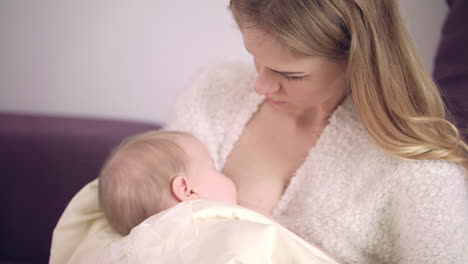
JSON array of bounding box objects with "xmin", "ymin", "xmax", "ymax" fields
[
  {"xmin": 165, "ymin": 65, "xmax": 220, "ymax": 161},
  {"xmin": 165, "ymin": 62, "xmax": 256, "ymax": 167},
  {"xmin": 166, "ymin": 66, "xmax": 209, "ymax": 132},
  {"xmin": 391, "ymin": 161, "xmax": 468, "ymax": 264}
]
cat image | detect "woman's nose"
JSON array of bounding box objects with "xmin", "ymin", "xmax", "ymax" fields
[{"xmin": 254, "ymin": 67, "xmax": 280, "ymax": 95}]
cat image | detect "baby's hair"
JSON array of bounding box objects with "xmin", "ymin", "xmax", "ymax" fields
[{"xmin": 98, "ymin": 130, "xmax": 192, "ymax": 235}]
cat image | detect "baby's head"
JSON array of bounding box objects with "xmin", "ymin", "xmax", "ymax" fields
[{"xmin": 98, "ymin": 130, "xmax": 237, "ymax": 235}]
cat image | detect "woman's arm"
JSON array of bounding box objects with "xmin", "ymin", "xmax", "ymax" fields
[{"xmin": 391, "ymin": 161, "xmax": 467, "ymax": 264}]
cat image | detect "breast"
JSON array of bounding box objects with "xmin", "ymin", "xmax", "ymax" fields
[
  {"xmin": 221, "ymin": 120, "xmax": 315, "ymax": 214},
  {"xmin": 222, "ymin": 152, "xmax": 292, "ymax": 214}
]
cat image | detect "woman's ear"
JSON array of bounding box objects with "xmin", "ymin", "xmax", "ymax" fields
[{"xmin": 171, "ymin": 176, "xmax": 199, "ymax": 202}]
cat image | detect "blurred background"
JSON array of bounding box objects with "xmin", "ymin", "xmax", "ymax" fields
[{"xmin": 0, "ymin": 0, "xmax": 449, "ymax": 124}]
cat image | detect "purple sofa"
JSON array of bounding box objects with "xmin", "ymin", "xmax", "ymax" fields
[
  {"xmin": 433, "ymin": 0, "xmax": 468, "ymax": 138},
  {"xmin": 0, "ymin": 112, "xmax": 160, "ymax": 264}
]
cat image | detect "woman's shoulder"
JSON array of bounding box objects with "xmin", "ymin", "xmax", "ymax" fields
[
  {"xmin": 166, "ymin": 62, "xmax": 261, "ymax": 162},
  {"xmin": 335, "ymin": 128, "xmax": 466, "ymax": 196},
  {"xmin": 167, "ymin": 61, "xmax": 257, "ymax": 127},
  {"xmin": 330, "ymin": 97, "xmax": 466, "ymax": 189},
  {"xmin": 363, "ymin": 141, "xmax": 467, "ymax": 186},
  {"xmin": 365, "ymin": 151, "xmax": 468, "ymax": 205},
  {"xmin": 392, "ymin": 158, "xmax": 467, "ymax": 190}
]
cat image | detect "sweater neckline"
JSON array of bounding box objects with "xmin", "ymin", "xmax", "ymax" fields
[
  {"xmin": 272, "ymin": 95, "xmax": 357, "ymax": 216},
  {"xmin": 216, "ymin": 73, "xmax": 358, "ymax": 215}
]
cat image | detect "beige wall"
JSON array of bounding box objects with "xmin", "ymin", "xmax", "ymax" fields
[
  {"xmin": 0, "ymin": 0, "xmax": 448, "ymax": 123},
  {"xmin": 399, "ymin": 0, "xmax": 448, "ymax": 73}
]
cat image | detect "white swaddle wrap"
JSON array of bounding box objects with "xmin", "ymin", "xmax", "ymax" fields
[{"xmin": 50, "ymin": 180, "xmax": 340, "ymax": 264}]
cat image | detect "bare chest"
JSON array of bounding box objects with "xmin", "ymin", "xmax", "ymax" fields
[{"xmin": 222, "ymin": 107, "xmax": 322, "ymax": 214}]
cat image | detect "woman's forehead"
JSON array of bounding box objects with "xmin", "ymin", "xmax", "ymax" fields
[
  {"xmin": 243, "ymin": 28, "xmax": 328, "ymax": 73},
  {"xmin": 242, "ymin": 27, "xmax": 290, "ymax": 57}
]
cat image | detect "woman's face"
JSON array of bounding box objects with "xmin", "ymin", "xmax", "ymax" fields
[{"xmin": 242, "ymin": 27, "xmax": 348, "ymax": 115}]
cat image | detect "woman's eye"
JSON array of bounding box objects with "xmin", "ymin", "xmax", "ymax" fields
[{"xmin": 283, "ymin": 75, "xmax": 303, "ymax": 81}]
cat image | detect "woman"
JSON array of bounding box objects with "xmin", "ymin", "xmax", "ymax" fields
[
  {"xmin": 168, "ymin": 0, "xmax": 467, "ymax": 263},
  {"xmin": 51, "ymin": 0, "xmax": 467, "ymax": 263}
]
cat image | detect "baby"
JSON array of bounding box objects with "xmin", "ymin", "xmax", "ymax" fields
[
  {"xmin": 98, "ymin": 130, "xmax": 237, "ymax": 235},
  {"xmin": 94, "ymin": 130, "xmax": 339, "ymax": 263}
]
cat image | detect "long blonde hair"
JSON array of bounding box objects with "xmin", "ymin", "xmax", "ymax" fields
[{"xmin": 229, "ymin": 0, "xmax": 468, "ymax": 170}]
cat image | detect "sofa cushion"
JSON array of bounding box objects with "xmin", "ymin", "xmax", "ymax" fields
[
  {"xmin": 0, "ymin": 112, "xmax": 160, "ymax": 263},
  {"xmin": 433, "ymin": 0, "xmax": 468, "ymax": 137}
]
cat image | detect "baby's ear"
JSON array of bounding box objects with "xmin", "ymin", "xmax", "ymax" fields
[{"xmin": 171, "ymin": 176, "xmax": 199, "ymax": 202}]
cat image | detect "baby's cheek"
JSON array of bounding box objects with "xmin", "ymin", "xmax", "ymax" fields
[
  {"xmin": 226, "ymin": 179, "xmax": 238, "ymax": 205},
  {"xmin": 212, "ymin": 178, "xmax": 236, "ymax": 204}
]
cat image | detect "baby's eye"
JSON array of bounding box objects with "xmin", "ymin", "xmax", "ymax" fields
[{"xmin": 283, "ymin": 75, "xmax": 304, "ymax": 81}]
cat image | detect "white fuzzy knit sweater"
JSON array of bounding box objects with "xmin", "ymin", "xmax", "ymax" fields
[{"xmin": 167, "ymin": 62, "xmax": 468, "ymax": 264}]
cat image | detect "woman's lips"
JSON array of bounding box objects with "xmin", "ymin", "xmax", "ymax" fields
[{"xmin": 267, "ymin": 97, "xmax": 286, "ymax": 105}]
